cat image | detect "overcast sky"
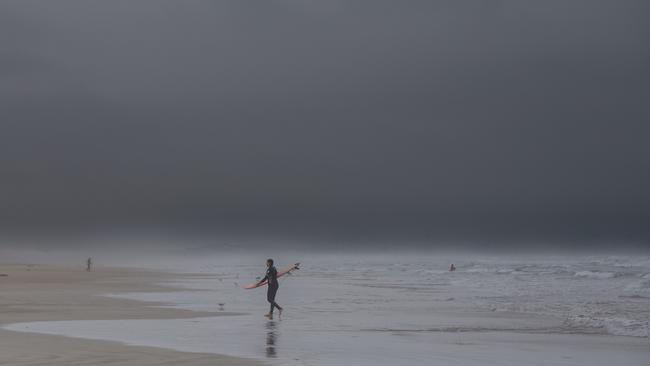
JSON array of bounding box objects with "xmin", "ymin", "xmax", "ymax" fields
[{"xmin": 1, "ymin": 1, "xmax": 649, "ymax": 247}]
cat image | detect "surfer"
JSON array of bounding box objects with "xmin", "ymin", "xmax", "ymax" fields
[
  {"xmin": 450, "ymin": 264, "xmax": 456, "ymax": 272},
  {"xmin": 256, "ymin": 258, "xmax": 283, "ymax": 319}
]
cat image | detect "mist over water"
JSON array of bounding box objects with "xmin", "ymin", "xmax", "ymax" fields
[{"xmin": 1, "ymin": 0, "xmax": 649, "ymax": 249}]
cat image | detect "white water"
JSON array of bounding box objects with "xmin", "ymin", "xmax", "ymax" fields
[{"xmin": 5, "ymin": 253, "xmax": 650, "ymax": 365}]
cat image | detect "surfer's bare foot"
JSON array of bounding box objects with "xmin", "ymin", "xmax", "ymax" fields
[
  {"xmin": 264, "ymin": 313, "xmax": 273, "ymax": 319},
  {"xmin": 278, "ymin": 309, "xmax": 283, "ymax": 319}
]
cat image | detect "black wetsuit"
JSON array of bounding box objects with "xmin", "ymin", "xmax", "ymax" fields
[{"xmin": 262, "ymin": 266, "xmax": 282, "ymax": 314}]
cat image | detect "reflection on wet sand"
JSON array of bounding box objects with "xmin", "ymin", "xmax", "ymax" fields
[{"xmin": 265, "ymin": 320, "xmax": 277, "ymax": 358}]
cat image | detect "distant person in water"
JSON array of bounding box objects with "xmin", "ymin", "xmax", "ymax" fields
[
  {"xmin": 256, "ymin": 258, "xmax": 283, "ymax": 319},
  {"xmin": 86, "ymin": 257, "xmax": 93, "ymax": 272},
  {"xmin": 450, "ymin": 264, "xmax": 456, "ymax": 272}
]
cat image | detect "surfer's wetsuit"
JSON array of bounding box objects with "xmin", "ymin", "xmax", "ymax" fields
[{"xmin": 262, "ymin": 266, "xmax": 282, "ymax": 315}]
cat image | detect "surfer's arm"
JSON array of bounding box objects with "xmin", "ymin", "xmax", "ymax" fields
[{"xmin": 256, "ymin": 274, "xmax": 268, "ymax": 286}]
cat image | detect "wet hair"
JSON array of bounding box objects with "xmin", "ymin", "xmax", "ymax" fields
[{"xmin": 267, "ymin": 258, "xmax": 274, "ymax": 265}]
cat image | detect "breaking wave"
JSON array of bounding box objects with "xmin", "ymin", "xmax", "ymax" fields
[{"xmin": 574, "ymin": 271, "xmax": 621, "ymax": 279}]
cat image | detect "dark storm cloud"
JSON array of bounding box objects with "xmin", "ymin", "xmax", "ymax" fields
[{"xmin": 1, "ymin": 1, "xmax": 649, "ymax": 245}]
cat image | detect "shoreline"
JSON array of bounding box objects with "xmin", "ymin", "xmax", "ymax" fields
[
  {"xmin": 0, "ymin": 263, "xmax": 262, "ymax": 366},
  {"xmin": 2, "ymin": 261, "xmax": 649, "ymax": 366}
]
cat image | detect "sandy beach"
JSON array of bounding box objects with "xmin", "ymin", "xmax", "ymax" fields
[{"xmin": 0, "ymin": 264, "xmax": 261, "ymax": 366}]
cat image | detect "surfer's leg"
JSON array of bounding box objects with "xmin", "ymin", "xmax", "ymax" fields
[
  {"xmin": 267, "ymin": 285, "xmax": 282, "ymax": 315},
  {"xmin": 265, "ymin": 292, "xmax": 274, "ymax": 318},
  {"xmin": 267, "ymin": 285, "xmax": 278, "ymax": 314},
  {"xmin": 270, "ymin": 301, "xmax": 281, "ymax": 312}
]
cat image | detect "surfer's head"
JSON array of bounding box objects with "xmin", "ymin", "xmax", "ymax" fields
[{"xmin": 267, "ymin": 258, "xmax": 274, "ymax": 267}]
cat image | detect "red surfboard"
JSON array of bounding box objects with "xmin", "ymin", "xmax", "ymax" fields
[{"xmin": 244, "ymin": 263, "xmax": 300, "ymax": 289}]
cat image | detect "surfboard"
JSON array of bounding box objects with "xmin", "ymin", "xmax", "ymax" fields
[{"xmin": 244, "ymin": 263, "xmax": 300, "ymax": 289}]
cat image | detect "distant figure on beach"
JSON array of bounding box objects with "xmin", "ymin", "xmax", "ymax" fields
[
  {"xmin": 256, "ymin": 258, "xmax": 283, "ymax": 319},
  {"xmin": 86, "ymin": 257, "xmax": 93, "ymax": 272},
  {"xmin": 450, "ymin": 264, "xmax": 456, "ymax": 272}
]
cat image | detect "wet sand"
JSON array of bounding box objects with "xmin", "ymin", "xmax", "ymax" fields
[{"xmin": 0, "ymin": 264, "xmax": 261, "ymax": 366}]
